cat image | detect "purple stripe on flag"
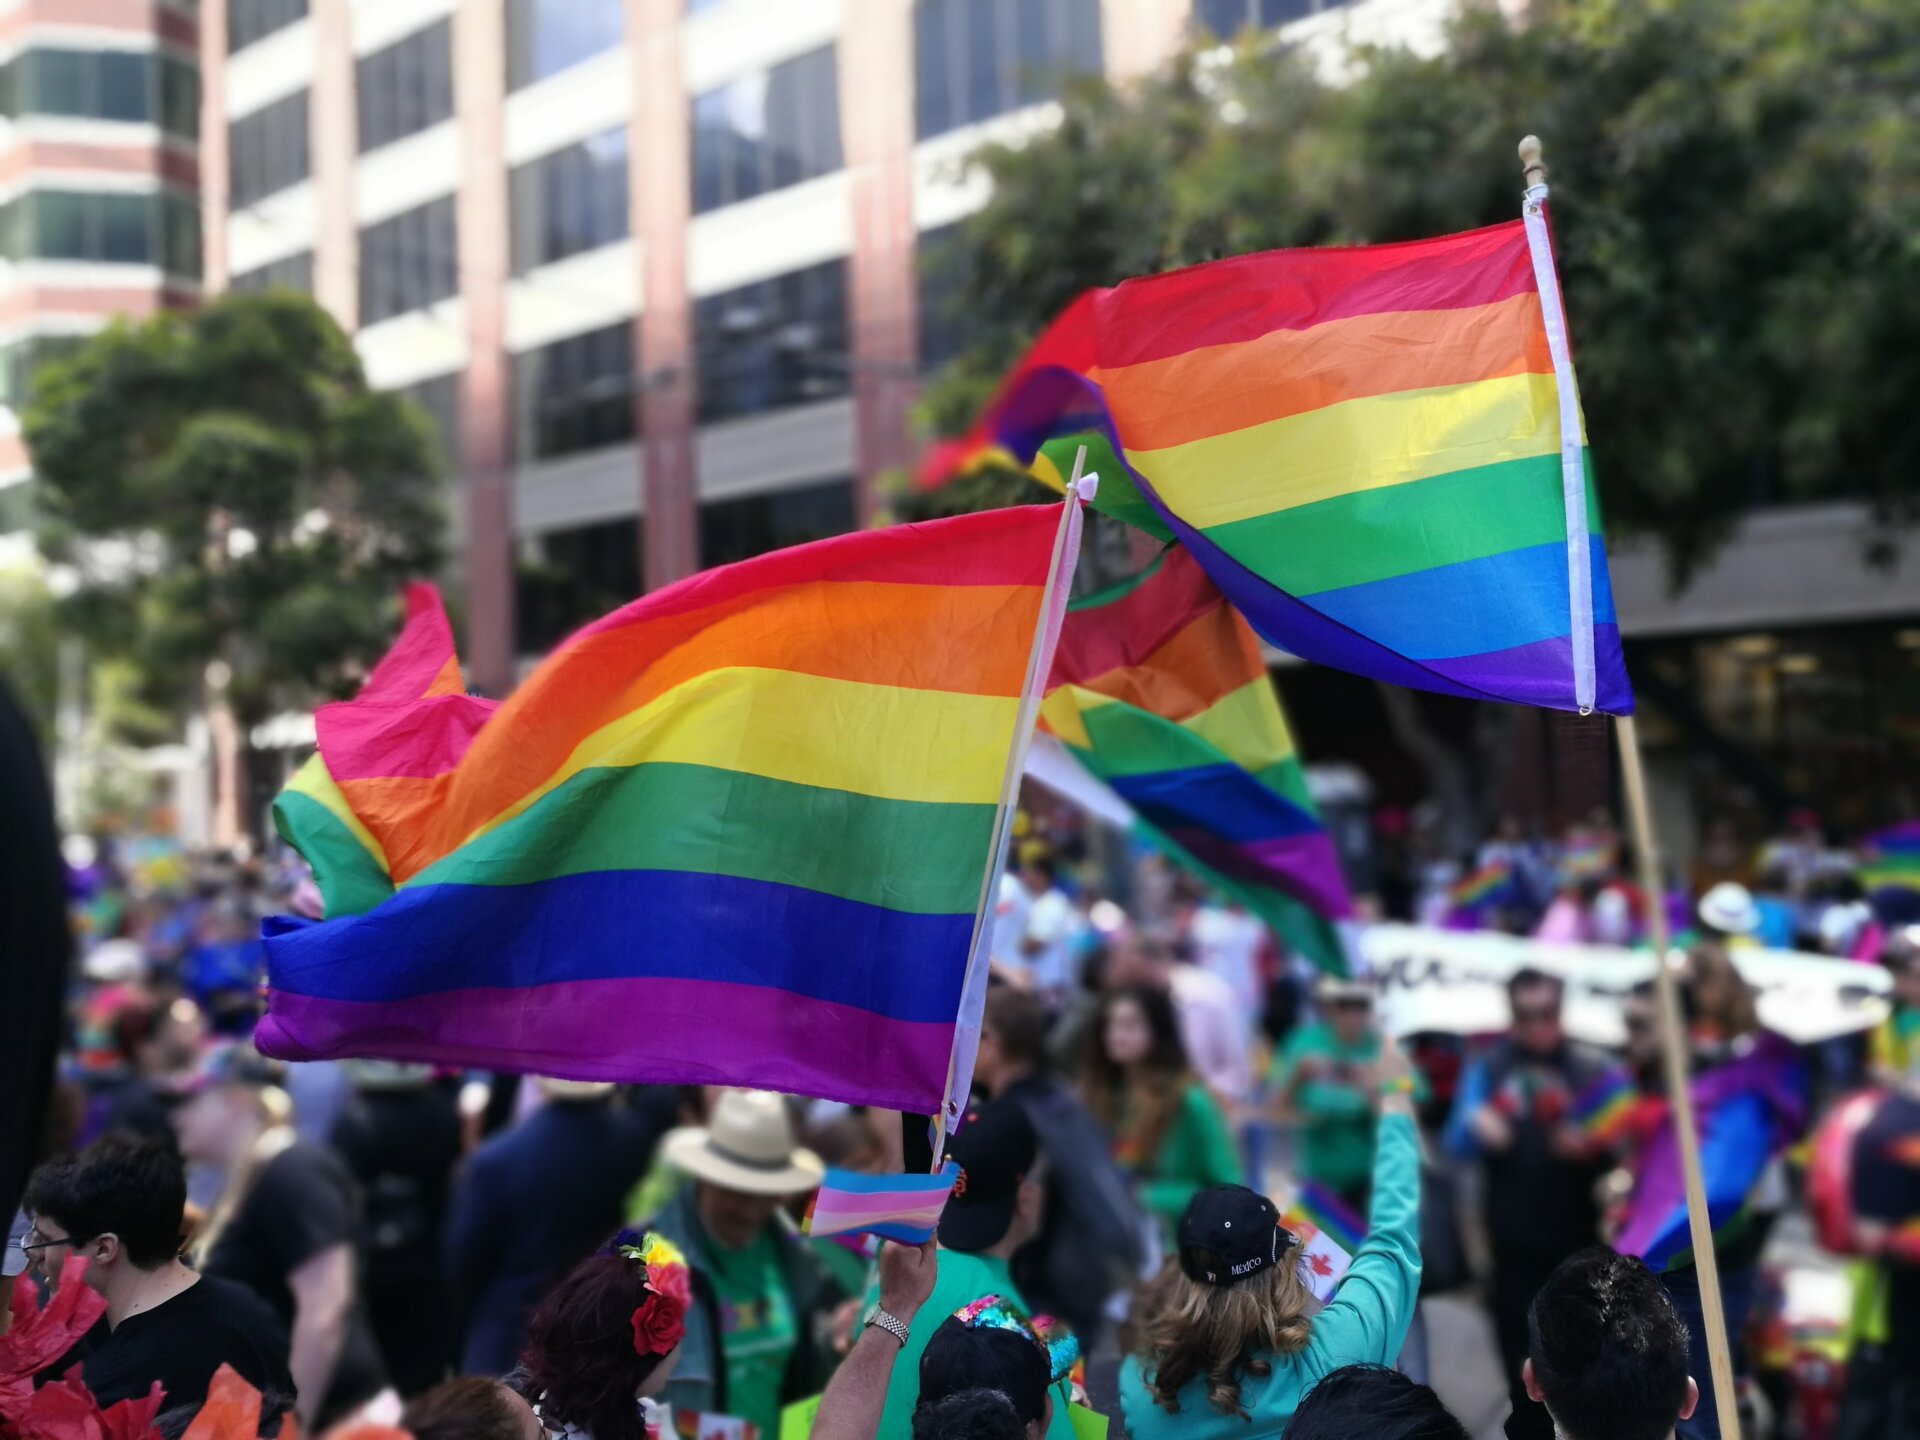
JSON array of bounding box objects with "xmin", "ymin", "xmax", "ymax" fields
[
  {"xmin": 257, "ymin": 977, "xmax": 954, "ymax": 1114},
  {"xmin": 1164, "ymin": 828, "xmax": 1353, "ymax": 918}
]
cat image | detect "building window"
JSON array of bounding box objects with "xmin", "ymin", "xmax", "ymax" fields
[
  {"xmin": 394, "ymin": 371, "xmax": 463, "ymax": 471},
  {"xmin": 916, "ymin": 224, "xmax": 979, "ymax": 369},
  {"xmin": 228, "ymin": 0, "xmax": 307, "ymax": 53},
  {"xmin": 359, "ymin": 195, "xmax": 458, "ymax": 325},
  {"xmin": 0, "ymin": 335, "xmax": 85, "ymax": 413},
  {"xmin": 511, "ymin": 322, "xmax": 638, "ymax": 462},
  {"xmin": 690, "ymin": 46, "xmax": 841, "ymax": 215},
  {"xmin": 229, "ymin": 89, "xmax": 309, "ymax": 207},
  {"xmin": 914, "ymin": 0, "xmax": 1102, "ymax": 140},
  {"xmin": 505, "ymin": 0, "xmax": 623, "ymax": 92},
  {"xmin": 229, "ymin": 250, "xmax": 313, "ymax": 295},
  {"xmin": 694, "ymin": 260, "xmax": 849, "ymax": 424},
  {"xmin": 357, "ymin": 20, "xmax": 453, "ymax": 153},
  {"xmin": 700, "ymin": 480, "xmax": 855, "ymax": 570},
  {"xmin": 516, "ymin": 517, "xmax": 642, "ymax": 655},
  {"xmin": 509, "ymin": 127, "xmax": 629, "ymax": 276},
  {"xmin": 0, "ymin": 49, "xmax": 201, "ymax": 138},
  {"xmin": 0, "ymin": 191, "xmax": 200, "ymax": 276},
  {"xmin": 1194, "ymin": 0, "xmax": 1350, "ymax": 36}
]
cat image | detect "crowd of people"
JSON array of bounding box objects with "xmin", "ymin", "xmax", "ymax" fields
[{"xmin": 3, "ymin": 795, "xmax": 1919, "ymax": 1440}]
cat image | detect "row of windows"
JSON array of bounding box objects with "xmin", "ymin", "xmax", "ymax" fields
[
  {"xmin": 1194, "ymin": 0, "xmax": 1356, "ymax": 36},
  {"xmin": 914, "ymin": 0, "xmax": 1103, "ymax": 140},
  {"xmin": 509, "ymin": 127, "xmax": 628, "ymax": 277},
  {"xmin": 690, "ymin": 46, "xmax": 842, "ymax": 215},
  {"xmin": 693, "ymin": 259, "xmax": 850, "ymax": 423},
  {"xmin": 0, "ymin": 48, "xmax": 199, "ymax": 138},
  {"xmin": 395, "ymin": 371, "xmax": 463, "ymax": 471},
  {"xmin": 0, "ymin": 190, "xmax": 200, "ymax": 277},
  {"xmin": 358, "ymin": 19, "xmax": 453, "ymax": 154},
  {"xmin": 359, "ymin": 195, "xmax": 459, "ymax": 325},
  {"xmin": 229, "ymin": 89, "xmax": 309, "ymax": 208},
  {"xmin": 506, "ymin": 0, "xmax": 623, "ymax": 92},
  {"xmin": 512, "ymin": 321, "xmax": 638, "ymax": 463},
  {"xmin": 229, "ymin": 0, "xmax": 306, "ymax": 54},
  {"xmin": 229, "ymin": 249, "xmax": 313, "ymax": 296},
  {"xmin": 513, "ymin": 480, "xmax": 854, "ymax": 652}
]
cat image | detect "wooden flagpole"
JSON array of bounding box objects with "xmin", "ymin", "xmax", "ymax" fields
[
  {"xmin": 1616, "ymin": 714, "xmax": 1742, "ymax": 1438},
  {"xmin": 1523, "ymin": 132, "xmax": 1740, "ymax": 1437}
]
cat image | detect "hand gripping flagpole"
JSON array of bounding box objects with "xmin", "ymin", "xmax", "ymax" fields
[
  {"xmin": 1518, "ymin": 134, "xmax": 1742, "ymax": 1440},
  {"xmin": 931, "ymin": 446, "xmax": 1094, "ymax": 1169}
]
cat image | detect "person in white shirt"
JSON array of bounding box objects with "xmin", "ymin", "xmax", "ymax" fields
[
  {"xmin": 991, "ymin": 854, "xmax": 1080, "ymax": 999},
  {"xmin": 1188, "ymin": 902, "xmax": 1267, "ymax": 1038}
]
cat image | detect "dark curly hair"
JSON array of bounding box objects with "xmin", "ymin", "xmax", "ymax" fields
[
  {"xmin": 518, "ymin": 1251, "xmax": 673, "ymax": 1440},
  {"xmin": 910, "ymin": 1388, "xmax": 1027, "ymax": 1440}
]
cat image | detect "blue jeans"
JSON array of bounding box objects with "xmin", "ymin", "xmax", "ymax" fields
[{"xmin": 1664, "ymin": 1263, "xmax": 1755, "ymax": 1440}]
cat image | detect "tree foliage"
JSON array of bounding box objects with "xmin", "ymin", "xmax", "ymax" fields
[
  {"xmin": 24, "ymin": 292, "xmax": 446, "ymax": 730},
  {"xmin": 912, "ymin": 0, "xmax": 1920, "ymax": 576}
]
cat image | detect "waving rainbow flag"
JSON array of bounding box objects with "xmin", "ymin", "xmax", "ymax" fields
[
  {"xmin": 1042, "ymin": 547, "xmax": 1350, "ymax": 973},
  {"xmin": 922, "ymin": 216, "xmax": 1632, "ymax": 717},
  {"xmin": 260, "ymin": 505, "xmax": 1080, "ymax": 1113}
]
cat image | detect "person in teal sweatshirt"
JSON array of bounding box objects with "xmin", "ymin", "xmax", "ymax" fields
[{"xmin": 1119, "ymin": 1036, "xmax": 1423, "ymax": 1439}]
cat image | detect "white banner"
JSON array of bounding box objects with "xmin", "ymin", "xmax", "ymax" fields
[{"xmin": 1358, "ymin": 924, "xmax": 1892, "ymax": 1046}]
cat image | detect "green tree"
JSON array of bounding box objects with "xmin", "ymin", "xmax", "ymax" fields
[
  {"xmin": 24, "ymin": 292, "xmax": 447, "ymax": 826},
  {"xmin": 910, "ymin": 0, "xmax": 1920, "ymax": 576}
]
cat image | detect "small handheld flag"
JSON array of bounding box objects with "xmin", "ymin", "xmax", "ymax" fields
[
  {"xmin": 803, "ymin": 1163, "xmax": 960, "ymax": 1246},
  {"xmin": 1280, "ymin": 1180, "xmax": 1365, "ymax": 1302}
]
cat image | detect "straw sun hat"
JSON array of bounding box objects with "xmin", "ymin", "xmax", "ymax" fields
[{"xmin": 663, "ymin": 1089, "xmax": 825, "ymax": 1196}]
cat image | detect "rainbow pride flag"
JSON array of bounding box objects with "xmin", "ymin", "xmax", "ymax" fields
[
  {"xmin": 1042, "ymin": 547, "xmax": 1350, "ymax": 973},
  {"xmin": 922, "ymin": 217, "xmax": 1632, "ymax": 717},
  {"xmin": 1448, "ymin": 857, "xmax": 1521, "ymax": 915},
  {"xmin": 1571, "ymin": 1067, "xmax": 1638, "ymax": 1147},
  {"xmin": 1859, "ymin": 821, "xmax": 1920, "ymax": 893},
  {"xmin": 1281, "ymin": 1180, "xmax": 1365, "ymax": 1303},
  {"xmin": 260, "ymin": 505, "xmax": 1080, "ymax": 1113},
  {"xmin": 804, "ymin": 1163, "xmax": 960, "ymax": 1245}
]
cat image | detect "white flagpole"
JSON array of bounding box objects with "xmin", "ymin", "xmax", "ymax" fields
[{"xmin": 931, "ymin": 448, "xmax": 1093, "ymax": 1168}]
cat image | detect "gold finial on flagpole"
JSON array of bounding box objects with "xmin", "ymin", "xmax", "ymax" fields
[{"xmin": 1519, "ymin": 134, "xmax": 1548, "ymax": 191}]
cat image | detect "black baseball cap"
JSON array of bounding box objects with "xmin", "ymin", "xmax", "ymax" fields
[
  {"xmin": 1178, "ymin": 1184, "xmax": 1297, "ymax": 1287},
  {"xmin": 938, "ymin": 1099, "xmax": 1038, "ymax": 1253}
]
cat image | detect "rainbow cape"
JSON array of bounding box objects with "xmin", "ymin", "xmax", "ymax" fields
[
  {"xmin": 1615, "ymin": 1036, "xmax": 1806, "ymax": 1271},
  {"xmin": 259, "ymin": 505, "xmax": 1080, "ymax": 1113},
  {"xmin": 1041, "ymin": 547, "xmax": 1350, "ymax": 973},
  {"xmin": 921, "ymin": 216, "xmax": 1632, "ymax": 717}
]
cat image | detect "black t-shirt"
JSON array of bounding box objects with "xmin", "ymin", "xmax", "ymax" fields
[
  {"xmin": 80, "ymin": 1274, "xmax": 294, "ymax": 1412},
  {"xmin": 201, "ymin": 1142, "xmax": 387, "ymax": 1421}
]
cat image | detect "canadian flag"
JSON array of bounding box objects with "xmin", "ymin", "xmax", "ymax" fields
[{"xmin": 1283, "ymin": 1217, "xmax": 1353, "ymax": 1303}]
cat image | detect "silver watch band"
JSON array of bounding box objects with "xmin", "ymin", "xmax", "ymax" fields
[{"xmin": 866, "ymin": 1307, "xmax": 912, "ymax": 1348}]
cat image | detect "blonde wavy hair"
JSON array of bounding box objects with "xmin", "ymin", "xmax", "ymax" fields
[{"xmin": 1133, "ymin": 1249, "xmax": 1314, "ymax": 1418}]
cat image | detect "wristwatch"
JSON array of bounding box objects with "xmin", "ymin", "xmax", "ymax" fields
[{"xmin": 864, "ymin": 1305, "xmax": 912, "ymax": 1348}]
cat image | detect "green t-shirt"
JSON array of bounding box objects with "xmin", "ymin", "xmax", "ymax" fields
[
  {"xmin": 1275, "ymin": 1023, "xmax": 1386, "ymax": 1196},
  {"xmin": 866, "ymin": 1249, "xmax": 1077, "ymax": 1440},
  {"xmin": 705, "ymin": 1228, "xmax": 797, "ymax": 1438}
]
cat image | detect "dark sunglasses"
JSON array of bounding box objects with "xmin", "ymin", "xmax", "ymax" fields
[{"xmin": 1512, "ymin": 1006, "xmax": 1560, "ymax": 1023}]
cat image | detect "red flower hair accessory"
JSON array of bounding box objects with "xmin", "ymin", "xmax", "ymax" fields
[{"xmin": 619, "ymin": 1233, "xmax": 690, "ymax": 1358}]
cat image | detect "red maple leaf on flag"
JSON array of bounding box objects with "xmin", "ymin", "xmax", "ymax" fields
[{"xmin": 1308, "ymin": 1253, "xmax": 1335, "ymax": 1277}]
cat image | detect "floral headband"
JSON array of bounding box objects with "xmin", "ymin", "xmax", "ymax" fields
[
  {"xmin": 953, "ymin": 1294, "xmax": 1079, "ymax": 1384},
  {"xmin": 613, "ymin": 1230, "xmax": 690, "ymax": 1358}
]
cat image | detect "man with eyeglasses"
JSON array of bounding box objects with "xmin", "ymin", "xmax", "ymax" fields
[
  {"xmin": 21, "ymin": 1135, "xmax": 292, "ymax": 1412},
  {"xmin": 1445, "ymin": 967, "xmax": 1613, "ymax": 1440}
]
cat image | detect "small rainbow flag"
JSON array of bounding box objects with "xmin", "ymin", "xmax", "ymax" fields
[
  {"xmin": 1042, "ymin": 548, "xmax": 1351, "ymax": 973},
  {"xmin": 921, "ymin": 217, "xmax": 1632, "ymax": 717},
  {"xmin": 1284, "ymin": 1178, "xmax": 1367, "ymax": 1255},
  {"xmin": 1571, "ymin": 1067, "xmax": 1638, "ymax": 1146},
  {"xmin": 1859, "ymin": 821, "xmax": 1920, "ymax": 893},
  {"xmin": 259, "ymin": 505, "xmax": 1081, "ymax": 1114},
  {"xmin": 803, "ymin": 1163, "xmax": 960, "ymax": 1246},
  {"xmin": 1449, "ymin": 858, "xmax": 1519, "ymax": 913}
]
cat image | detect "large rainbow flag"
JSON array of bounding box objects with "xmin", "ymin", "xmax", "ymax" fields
[
  {"xmin": 1042, "ymin": 547, "xmax": 1350, "ymax": 972},
  {"xmin": 922, "ymin": 215, "xmax": 1632, "ymax": 717},
  {"xmin": 259, "ymin": 505, "xmax": 1081, "ymax": 1114}
]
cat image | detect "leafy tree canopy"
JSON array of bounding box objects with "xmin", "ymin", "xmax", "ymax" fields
[
  {"xmin": 24, "ymin": 291, "xmax": 446, "ymax": 728},
  {"xmin": 911, "ymin": 0, "xmax": 1919, "ymax": 578}
]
